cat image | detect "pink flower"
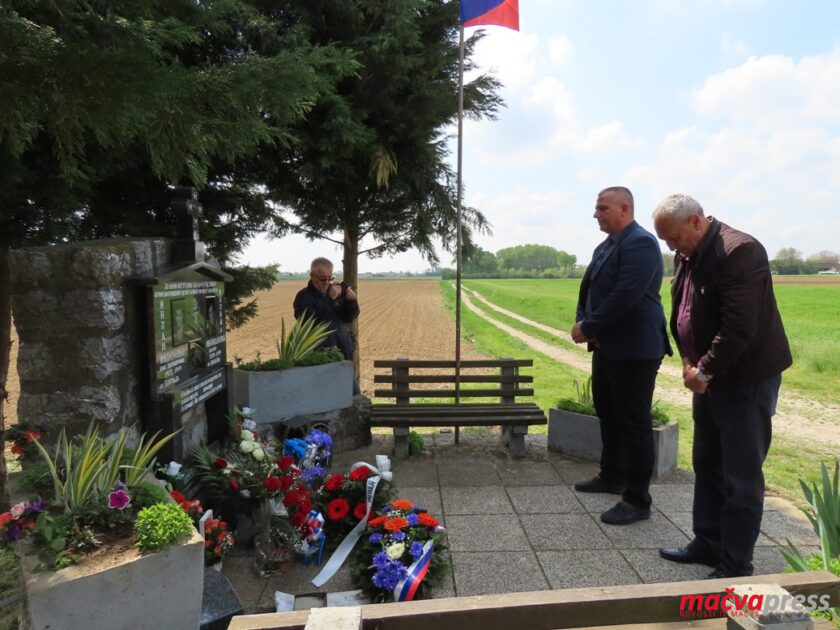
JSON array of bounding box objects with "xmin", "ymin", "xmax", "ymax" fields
[
  {"xmin": 10, "ymin": 503, "xmax": 25, "ymax": 519},
  {"xmin": 108, "ymin": 489, "xmax": 131, "ymax": 510}
]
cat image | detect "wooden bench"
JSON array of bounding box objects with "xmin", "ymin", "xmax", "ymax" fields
[{"xmin": 370, "ymin": 358, "xmax": 547, "ymax": 458}]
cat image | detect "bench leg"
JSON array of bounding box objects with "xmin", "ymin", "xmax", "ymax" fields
[
  {"xmin": 500, "ymin": 425, "xmax": 511, "ymax": 446},
  {"xmin": 393, "ymin": 427, "xmax": 410, "ymax": 459},
  {"xmin": 507, "ymin": 425, "xmax": 528, "ymax": 459}
]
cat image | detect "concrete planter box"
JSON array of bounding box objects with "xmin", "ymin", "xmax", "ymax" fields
[
  {"xmin": 232, "ymin": 360, "xmax": 353, "ymax": 425},
  {"xmin": 22, "ymin": 525, "xmax": 204, "ymax": 630},
  {"xmin": 548, "ymin": 408, "xmax": 679, "ymax": 478}
]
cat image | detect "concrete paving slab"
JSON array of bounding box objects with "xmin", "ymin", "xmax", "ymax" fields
[
  {"xmin": 520, "ymin": 513, "xmax": 612, "ymax": 551},
  {"xmin": 426, "ymin": 568, "xmax": 456, "ymax": 600},
  {"xmin": 391, "ymin": 459, "xmax": 440, "ymax": 487},
  {"xmin": 260, "ymin": 562, "xmax": 356, "ymax": 600},
  {"xmin": 437, "ymin": 459, "xmax": 502, "ymax": 487},
  {"xmin": 220, "ymin": 556, "xmax": 266, "ymax": 613},
  {"xmin": 666, "ymin": 512, "xmax": 777, "ymax": 546},
  {"xmin": 752, "ymin": 546, "xmax": 792, "ymax": 576},
  {"xmin": 495, "ymin": 461, "xmax": 561, "ymax": 486},
  {"xmin": 760, "ymin": 510, "xmax": 820, "ymax": 546},
  {"xmin": 537, "ymin": 550, "xmax": 642, "ymax": 589},
  {"xmin": 451, "ymin": 551, "xmax": 549, "ymax": 596},
  {"xmin": 396, "ymin": 486, "xmax": 443, "ymax": 519},
  {"xmin": 507, "ymin": 485, "xmax": 587, "ymax": 514},
  {"xmin": 446, "ymin": 514, "xmax": 531, "ymax": 551},
  {"xmin": 597, "ymin": 513, "xmax": 690, "ymax": 550},
  {"xmin": 649, "ymin": 484, "xmax": 695, "ymax": 513},
  {"xmin": 573, "ymin": 490, "xmax": 623, "ymax": 513},
  {"xmin": 442, "ymin": 486, "xmax": 513, "ymax": 515},
  {"xmin": 551, "ymin": 460, "xmax": 600, "ymax": 484},
  {"xmin": 621, "ymin": 549, "xmax": 711, "ymax": 583}
]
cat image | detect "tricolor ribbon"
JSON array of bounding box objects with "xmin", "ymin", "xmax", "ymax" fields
[
  {"xmin": 310, "ymin": 457, "xmax": 393, "ymax": 587},
  {"xmin": 300, "ymin": 510, "xmax": 327, "ymax": 566},
  {"xmin": 393, "ymin": 540, "xmax": 435, "ymax": 602}
]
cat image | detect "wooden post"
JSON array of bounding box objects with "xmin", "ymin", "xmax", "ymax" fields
[{"xmin": 393, "ymin": 357, "xmax": 410, "ymax": 458}]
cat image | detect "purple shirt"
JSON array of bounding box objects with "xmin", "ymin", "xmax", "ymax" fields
[{"xmin": 675, "ymin": 257, "xmax": 700, "ymax": 365}]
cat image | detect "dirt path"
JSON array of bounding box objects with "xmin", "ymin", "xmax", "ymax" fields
[{"xmin": 463, "ymin": 287, "xmax": 840, "ymax": 449}]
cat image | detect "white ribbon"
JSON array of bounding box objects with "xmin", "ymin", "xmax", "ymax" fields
[{"xmin": 311, "ymin": 456, "xmax": 393, "ymax": 587}]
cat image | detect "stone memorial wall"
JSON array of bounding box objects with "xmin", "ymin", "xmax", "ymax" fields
[{"xmin": 11, "ymin": 238, "xmax": 172, "ymax": 440}]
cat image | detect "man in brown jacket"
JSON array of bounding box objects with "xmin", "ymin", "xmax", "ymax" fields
[{"xmin": 652, "ymin": 194, "xmax": 792, "ymax": 579}]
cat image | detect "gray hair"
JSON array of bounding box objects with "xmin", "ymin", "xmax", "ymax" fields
[
  {"xmin": 310, "ymin": 257, "xmax": 334, "ymax": 272},
  {"xmin": 598, "ymin": 186, "xmax": 634, "ymax": 212},
  {"xmin": 652, "ymin": 194, "xmax": 705, "ymax": 221}
]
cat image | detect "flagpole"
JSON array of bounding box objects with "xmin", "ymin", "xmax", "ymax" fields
[{"xmin": 455, "ymin": 21, "xmax": 465, "ymax": 442}]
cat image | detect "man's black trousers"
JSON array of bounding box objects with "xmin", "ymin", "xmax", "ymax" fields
[{"xmin": 591, "ymin": 351, "xmax": 661, "ymax": 510}]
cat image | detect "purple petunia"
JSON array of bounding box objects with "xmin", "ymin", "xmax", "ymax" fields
[
  {"xmin": 108, "ymin": 489, "xmax": 131, "ymax": 510},
  {"xmin": 3, "ymin": 521, "xmax": 23, "ymax": 542},
  {"xmin": 368, "ymin": 533, "xmax": 382, "ymax": 544},
  {"xmin": 23, "ymin": 500, "xmax": 46, "ymax": 517},
  {"xmin": 410, "ymin": 541, "xmax": 424, "ymax": 560}
]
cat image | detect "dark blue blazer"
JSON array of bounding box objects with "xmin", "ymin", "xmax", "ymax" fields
[{"xmin": 576, "ymin": 221, "xmax": 672, "ymax": 361}]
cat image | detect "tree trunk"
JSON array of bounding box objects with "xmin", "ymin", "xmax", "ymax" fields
[
  {"xmin": 0, "ymin": 245, "xmax": 11, "ymax": 511},
  {"xmin": 342, "ymin": 228, "xmax": 361, "ymax": 382}
]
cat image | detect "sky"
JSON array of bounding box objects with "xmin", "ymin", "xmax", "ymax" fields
[{"xmin": 240, "ymin": 0, "xmax": 840, "ymax": 272}]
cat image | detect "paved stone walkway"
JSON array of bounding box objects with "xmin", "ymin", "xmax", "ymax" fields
[{"xmin": 221, "ymin": 432, "xmax": 820, "ymax": 614}]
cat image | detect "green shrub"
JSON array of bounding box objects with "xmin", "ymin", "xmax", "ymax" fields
[
  {"xmin": 134, "ymin": 503, "xmax": 194, "ymax": 553},
  {"xmin": 408, "ymin": 431, "xmax": 424, "ymax": 455},
  {"xmin": 555, "ymin": 378, "xmax": 596, "ymax": 415},
  {"xmin": 129, "ymin": 482, "xmax": 172, "ymax": 511}
]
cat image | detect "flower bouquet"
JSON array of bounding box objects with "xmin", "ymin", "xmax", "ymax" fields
[
  {"xmin": 7, "ymin": 425, "xmax": 42, "ymax": 462},
  {"xmin": 351, "ymin": 499, "xmax": 449, "ymax": 602},
  {"xmin": 203, "ymin": 517, "xmax": 235, "ymax": 568}
]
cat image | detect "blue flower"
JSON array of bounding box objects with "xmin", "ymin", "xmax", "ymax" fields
[
  {"xmin": 301, "ymin": 466, "xmax": 326, "ymax": 486},
  {"xmin": 407, "ymin": 513, "xmax": 419, "ymax": 526},
  {"xmin": 371, "ymin": 560, "xmax": 408, "ymax": 591},
  {"xmin": 410, "ymin": 541, "xmax": 424, "ymax": 559},
  {"xmin": 382, "ymin": 505, "xmax": 391, "ymax": 513},
  {"xmin": 373, "ymin": 551, "xmax": 390, "ymax": 569},
  {"xmin": 368, "ymin": 533, "xmax": 382, "ymax": 544},
  {"xmin": 283, "ymin": 438, "xmax": 308, "ymax": 459},
  {"xmin": 391, "ymin": 531, "xmax": 405, "ymax": 541}
]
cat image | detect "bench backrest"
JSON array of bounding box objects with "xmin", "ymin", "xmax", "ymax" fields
[{"xmin": 372, "ymin": 358, "xmax": 534, "ymax": 404}]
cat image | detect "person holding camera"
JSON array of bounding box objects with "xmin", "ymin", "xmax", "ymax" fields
[{"xmin": 293, "ymin": 257, "xmax": 360, "ymax": 394}]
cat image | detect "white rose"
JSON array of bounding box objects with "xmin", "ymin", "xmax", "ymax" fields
[
  {"xmin": 240, "ymin": 489, "xmax": 251, "ymax": 498},
  {"xmin": 240, "ymin": 440, "xmax": 256, "ymax": 454},
  {"xmin": 240, "ymin": 429, "xmax": 255, "ymax": 442},
  {"xmin": 386, "ymin": 543, "xmax": 405, "ymax": 560},
  {"xmin": 252, "ymin": 447, "xmax": 265, "ymax": 461},
  {"xmin": 242, "ymin": 419, "xmax": 257, "ymax": 430}
]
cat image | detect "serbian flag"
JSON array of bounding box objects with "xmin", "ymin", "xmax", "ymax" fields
[{"xmin": 460, "ymin": 0, "xmax": 519, "ymax": 31}]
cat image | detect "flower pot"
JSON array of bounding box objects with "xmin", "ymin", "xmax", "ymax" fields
[
  {"xmin": 21, "ymin": 526, "xmax": 204, "ymax": 630},
  {"xmin": 548, "ymin": 408, "xmax": 679, "ymax": 478},
  {"xmin": 232, "ymin": 361, "xmax": 354, "ymax": 424}
]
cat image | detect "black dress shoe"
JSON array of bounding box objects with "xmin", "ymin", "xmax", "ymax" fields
[
  {"xmin": 705, "ymin": 568, "xmax": 729, "ymax": 579},
  {"xmin": 658, "ymin": 546, "xmax": 718, "ymax": 568},
  {"xmin": 573, "ymin": 477, "xmax": 624, "ymax": 494},
  {"xmin": 600, "ymin": 501, "xmax": 651, "ymax": 525}
]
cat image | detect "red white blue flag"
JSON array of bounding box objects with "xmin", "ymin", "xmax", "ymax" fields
[{"xmin": 460, "ymin": 0, "xmax": 519, "ymax": 31}]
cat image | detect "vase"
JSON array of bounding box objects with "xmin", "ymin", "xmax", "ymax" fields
[{"xmin": 253, "ymin": 497, "xmax": 297, "ymax": 576}]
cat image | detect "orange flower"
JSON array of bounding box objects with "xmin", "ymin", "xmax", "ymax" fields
[
  {"xmin": 417, "ymin": 512, "xmax": 439, "ymax": 528},
  {"xmin": 368, "ymin": 515, "xmax": 387, "ymax": 527},
  {"xmin": 0, "ymin": 512, "xmax": 12, "ymax": 527},
  {"xmin": 389, "ymin": 499, "xmax": 414, "ymax": 511},
  {"xmin": 383, "ymin": 517, "xmax": 409, "ymax": 532}
]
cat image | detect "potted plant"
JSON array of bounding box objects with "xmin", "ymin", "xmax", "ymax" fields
[
  {"xmin": 232, "ymin": 312, "xmax": 354, "ymax": 424},
  {"xmin": 548, "ymin": 379, "xmax": 679, "ymax": 478},
  {"xmin": 2, "ymin": 422, "xmax": 205, "ymax": 630}
]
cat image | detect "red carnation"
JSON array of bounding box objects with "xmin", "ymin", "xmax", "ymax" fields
[
  {"xmin": 349, "ymin": 467, "xmax": 371, "ymax": 481},
  {"xmin": 264, "ymin": 477, "xmax": 282, "ymax": 492},
  {"xmin": 279, "ymin": 476, "xmax": 294, "ymax": 491},
  {"xmin": 324, "ymin": 474, "xmax": 344, "ymax": 492},
  {"xmin": 368, "ymin": 515, "xmax": 387, "ymax": 527},
  {"xmin": 283, "ymin": 491, "xmax": 301, "ymax": 508},
  {"xmin": 214, "ymin": 457, "xmax": 228, "ymax": 470},
  {"xmin": 353, "ymin": 502, "xmax": 368, "ymax": 520},
  {"xmin": 229, "ymin": 479, "xmax": 240, "ymax": 491},
  {"xmin": 170, "ymin": 490, "xmax": 188, "ymax": 504},
  {"xmin": 418, "ymin": 512, "xmax": 439, "ymax": 528},
  {"xmin": 326, "ymin": 498, "xmax": 350, "ymax": 522},
  {"xmin": 298, "ymin": 499, "xmax": 313, "ymax": 515},
  {"xmin": 278, "ymin": 455, "xmax": 294, "ymax": 470},
  {"xmin": 291, "ymin": 511, "xmax": 306, "ymax": 527}
]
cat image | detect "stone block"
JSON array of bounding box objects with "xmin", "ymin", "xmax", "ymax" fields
[
  {"xmin": 10, "ymin": 249, "xmax": 53, "ymax": 290},
  {"xmin": 11, "ymin": 291, "xmax": 61, "ymax": 331},
  {"xmin": 201, "ymin": 566, "xmax": 244, "ymax": 630},
  {"xmin": 305, "ymin": 607, "xmax": 362, "ymax": 629},
  {"xmin": 18, "ymin": 385, "xmax": 123, "ymax": 428},
  {"xmin": 76, "ymin": 334, "xmax": 130, "ymax": 379},
  {"xmin": 726, "ymin": 584, "xmax": 814, "ymax": 629},
  {"xmin": 16, "ymin": 342, "xmax": 53, "ymax": 381},
  {"xmin": 61, "ymin": 288, "xmax": 125, "ymax": 330},
  {"xmin": 69, "ymin": 247, "xmax": 132, "ymax": 287}
]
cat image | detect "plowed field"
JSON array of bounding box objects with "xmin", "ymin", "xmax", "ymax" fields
[{"xmin": 226, "ymin": 279, "xmax": 484, "ymax": 397}]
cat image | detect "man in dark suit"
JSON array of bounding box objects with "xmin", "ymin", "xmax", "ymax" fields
[
  {"xmin": 653, "ymin": 194, "xmax": 791, "ymax": 578},
  {"xmin": 571, "ymin": 186, "xmax": 672, "ymax": 525}
]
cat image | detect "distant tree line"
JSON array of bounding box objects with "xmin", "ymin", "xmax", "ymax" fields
[
  {"xmin": 441, "ymin": 244, "xmax": 579, "ymax": 279},
  {"xmin": 769, "ymin": 249, "xmax": 840, "ymax": 275}
]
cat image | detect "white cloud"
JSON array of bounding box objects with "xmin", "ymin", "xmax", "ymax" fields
[
  {"xmin": 720, "ymin": 33, "xmax": 753, "ymax": 59},
  {"xmin": 548, "ymin": 36, "xmax": 574, "ymax": 68}
]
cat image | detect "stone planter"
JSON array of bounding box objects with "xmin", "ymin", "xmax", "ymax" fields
[
  {"xmin": 232, "ymin": 360, "xmax": 354, "ymax": 425},
  {"xmin": 548, "ymin": 408, "xmax": 679, "ymax": 478},
  {"xmin": 22, "ymin": 526, "xmax": 204, "ymax": 630}
]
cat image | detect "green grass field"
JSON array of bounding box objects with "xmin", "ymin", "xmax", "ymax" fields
[{"xmin": 445, "ymin": 278, "xmax": 839, "ymax": 504}]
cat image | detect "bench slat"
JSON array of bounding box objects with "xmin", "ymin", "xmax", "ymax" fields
[
  {"xmin": 372, "ymin": 404, "xmax": 542, "ymax": 416},
  {"xmin": 374, "ymin": 388, "xmax": 534, "ymax": 398},
  {"xmin": 372, "ymin": 416, "xmax": 546, "ymax": 427},
  {"xmin": 374, "ymin": 374, "xmax": 533, "ymax": 384},
  {"xmin": 373, "ymin": 359, "xmax": 533, "ymax": 368}
]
